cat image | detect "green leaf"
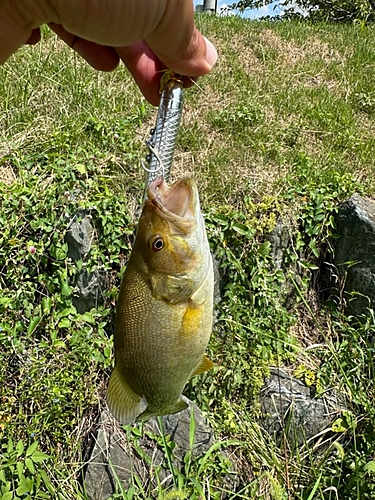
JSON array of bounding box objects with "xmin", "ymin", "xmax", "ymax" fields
[
  {"xmin": 60, "ymin": 282, "xmax": 72, "ymax": 297},
  {"xmin": 104, "ymin": 345, "xmax": 111, "ymax": 359},
  {"xmin": 74, "ymin": 163, "xmax": 87, "ymax": 174},
  {"xmin": 50, "ymin": 243, "xmax": 68, "ymax": 261},
  {"xmin": 58, "ymin": 306, "xmax": 76, "ymax": 317},
  {"xmin": 7, "ymin": 438, "xmax": 14, "ymax": 453},
  {"xmin": 342, "ymin": 410, "xmax": 357, "ymax": 430},
  {"xmin": 0, "ymin": 297, "xmax": 13, "ymax": 307},
  {"xmin": 27, "ymin": 316, "xmax": 41, "ymax": 336},
  {"xmin": 38, "ymin": 470, "xmax": 54, "ymax": 493},
  {"xmin": 35, "ymin": 492, "xmax": 51, "ymax": 499},
  {"xmin": 258, "ymin": 241, "xmax": 271, "ymax": 256},
  {"xmin": 16, "ymin": 440, "xmax": 24, "ymax": 457},
  {"xmin": 331, "ymin": 418, "xmax": 346, "ymax": 433},
  {"xmin": 306, "ymin": 472, "xmax": 323, "ymax": 500},
  {"xmin": 81, "ymin": 311, "xmax": 95, "ymax": 324},
  {"xmin": 25, "ymin": 458, "xmax": 35, "ymax": 475},
  {"xmin": 308, "ymin": 239, "xmax": 319, "ymax": 258},
  {"xmin": 52, "ymin": 340, "xmax": 66, "ymax": 349},
  {"xmin": 26, "ymin": 442, "xmax": 38, "ymax": 457},
  {"xmin": 126, "ymin": 485, "xmax": 135, "ymax": 500},
  {"xmin": 41, "ymin": 297, "xmax": 52, "ymax": 314},
  {"xmin": 365, "ymin": 461, "xmax": 375, "ymax": 473},
  {"xmin": 16, "ymin": 461, "xmax": 24, "ymax": 478},
  {"xmin": 30, "ymin": 451, "xmax": 50, "ymax": 463},
  {"xmin": 2, "ymin": 492, "xmax": 13, "ymax": 500},
  {"xmin": 58, "ymin": 317, "xmax": 71, "ymax": 329},
  {"xmin": 231, "ymin": 222, "xmax": 253, "ymax": 238},
  {"xmin": 16, "ymin": 475, "xmax": 30, "ymax": 496}
]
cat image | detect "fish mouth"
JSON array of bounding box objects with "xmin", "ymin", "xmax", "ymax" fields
[{"xmin": 146, "ymin": 177, "xmax": 198, "ymax": 233}]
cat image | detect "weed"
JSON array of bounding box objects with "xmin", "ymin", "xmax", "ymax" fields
[
  {"xmin": 0, "ymin": 439, "xmax": 51, "ymax": 500},
  {"xmin": 1, "ymin": 16, "xmax": 375, "ymax": 500}
]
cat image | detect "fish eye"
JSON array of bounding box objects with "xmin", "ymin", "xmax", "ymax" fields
[{"xmin": 149, "ymin": 235, "xmax": 164, "ymax": 252}]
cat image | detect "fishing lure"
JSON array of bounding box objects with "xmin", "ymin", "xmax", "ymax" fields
[{"xmin": 143, "ymin": 71, "xmax": 184, "ymax": 187}]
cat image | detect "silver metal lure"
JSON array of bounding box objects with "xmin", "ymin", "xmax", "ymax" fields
[{"xmin": 143, "ymin": 72, "xmax": 184, "ymax": 187}]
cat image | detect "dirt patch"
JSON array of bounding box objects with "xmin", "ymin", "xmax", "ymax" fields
[
  {"xmin": 231, "ymin": 33, "xmax": 262, "ymax": 74},
  {"xmin": 259, "ymin": 29, "xmax": 306, "ymax": 66},
  {"xmin": 302, "ymin": 74, "xmax": 338, "ymax": 91},
  {"xmin": 305, "ymin": 35, "xmax": 350, "ymax": 65},
  {"xmin": 257, "ymin": 29, "xmax": 346, "ymax": 67},
  {"xmin": 0, "ymin": 163, "xmax": 16, "ymax": 185}
]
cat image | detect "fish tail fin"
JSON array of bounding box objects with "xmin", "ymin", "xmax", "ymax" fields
[
  {"xmin": 191, "ymin": 355, "xmax": 214, "ymax": 377},
  {"xmin": 136, "ymin": 399, "xmax": 188, "ymax": 423},
  {"xmin": 106, "ymin": 365, "xmax": 142, "ymax": 425}
]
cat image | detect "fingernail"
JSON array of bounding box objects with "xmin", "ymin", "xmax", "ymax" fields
[{"xmin": 203, "ymin": 36, "xmax": 218, "ymax": 68}]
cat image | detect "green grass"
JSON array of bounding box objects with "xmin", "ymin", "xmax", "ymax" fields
[{"xmin": 1, "ymin": 16, "xmax": 375, "ymax": 499}]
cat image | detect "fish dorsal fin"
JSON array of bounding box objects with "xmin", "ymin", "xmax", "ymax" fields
[
  {"xmin": 191, "ymin": 355, "xmax": 214, "ymax": 377},
  {"xmin": 136, "ymin": 398, "xmax": 189, "ymax": 422},
  {"xmin": 106, "ymin": 365, "xmax": 143, "ymax": 425}
]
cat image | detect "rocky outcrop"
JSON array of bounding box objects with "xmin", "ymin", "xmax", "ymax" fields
[
  {"xmin": 85, "ymin": 398, "xmax": 238, "ymax": 499},
  {"xmin": 267, "ymin": 220, "xmax": 291, "ymax": 271},
  {"xmin": 260, "ymin": 368, "xmax": 344, "ymax": 446},
  {"xmin": 65, "ymin": 210, "xmax": 107, "ymax": 313},
  {"xmin": 332, "ymin": 194, "xmax": 375, "ymax": 316}
]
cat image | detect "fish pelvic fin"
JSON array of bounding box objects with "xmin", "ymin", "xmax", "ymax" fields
[
  {"xmin": 135, "ymin": 399, "xmax": 189, "ymax": 423},
  {"xmin": 191, "ymin": 355, "xmax": 214, "ymax": 377},
  {"xmin": 106, "ymin": 365, "xmax": 142, "ymax": 425}
]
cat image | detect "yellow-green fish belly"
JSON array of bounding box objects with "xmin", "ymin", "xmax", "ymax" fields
[{"xmin": 108, "ymin": 259, "xmax": 213, "ymax": 423}]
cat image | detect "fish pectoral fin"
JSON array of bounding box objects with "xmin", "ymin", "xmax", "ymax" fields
[
  {"xmin": 106, "ymin": 365, "xmax": 142, "ymax": 425},
  {"xmin": 150, "ymin": 274, "xmax": 195, "ymax": 304},
  {"xmin": 191, "ymin": 355, "xmax": 214, "ymax": 377},
  {"xmin": 136, "ymin": 399, "xmax": 189, "ymax": 423}
]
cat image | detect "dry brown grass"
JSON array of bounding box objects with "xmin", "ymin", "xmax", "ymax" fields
[
  {"xmin": 0, "ymin": 162, "xmax": 16, "ymax": 185},
  {"xmin": 231, "ymin": 33, "xmax": 263, "ymax": 75},
  {"xmin": 258, "ymin": 29, "xmax": 347, "ymax": 67}
]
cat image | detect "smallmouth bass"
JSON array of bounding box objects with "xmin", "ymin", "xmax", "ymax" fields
[{"xmin": 107, "ymin": 177, "xmax": 214, "ymax": 424}]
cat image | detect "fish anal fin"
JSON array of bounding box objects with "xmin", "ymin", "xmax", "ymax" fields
[
  {"xmin": 191, "ymin": 355, "xmax": 214, "ymax": 377},
  {"xmin": 136, "ymin": 399, "xmax": 189, "ymax": 423},
  {"xmin": 106, "ymin": 365, "xmax": 142, "ymax": 425}
]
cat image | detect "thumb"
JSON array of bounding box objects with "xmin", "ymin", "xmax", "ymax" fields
[
  {"xmin": 144, "ymin": 0, "xmax": 217, "ymax": 78},
  {"xmin": 147, "ymin": 27, "xmax": 217, "ymax": 77}
]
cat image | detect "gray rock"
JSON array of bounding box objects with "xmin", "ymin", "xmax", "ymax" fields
[
  {"xmin": 266, "ymin": 220, "xmax": 299, "ymax": 308},
  {"xmin": 85, "ymin": 398, "xmax": 238, "ymax": 499},
  {"xmin": 73, "ymin": 269, "xmax": 107, "ymax": 313},
  {"xmin": 65, "ymin": 210, "xmax": 94, "ymax": 261},
  {"xmin": 267, "ymin": 220, "xmax": 291, "ymax": 270},
  {"xmin": 65, "ymin": 210, "xmax": 107, "ymax": 313},
  {"xmin": 260, "ymin": 368, "xmax": 343, "ymax": 446},
  {"xmin": 333, "ymin": 194, "xmax": 375, "ymax": 316}
]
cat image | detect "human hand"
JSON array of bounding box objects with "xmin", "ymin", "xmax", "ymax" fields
[{"xmin": 0, "ymin": 0, "xmax": 217, "ymax": 105}]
